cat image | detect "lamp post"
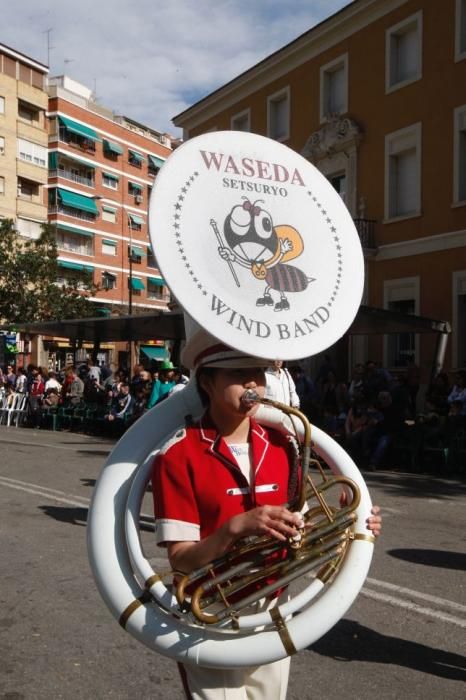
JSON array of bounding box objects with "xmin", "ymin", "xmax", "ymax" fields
[{"xmin": 127, "ymin": 213, "xmax": 135, "ymax": 372}]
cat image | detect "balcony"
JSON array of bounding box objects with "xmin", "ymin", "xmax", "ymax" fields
[
  {"xmin": 48, "ymin": 205, "xmax": 97, "ymax": 222},
  {"xmin": 50, "ymin": 168, "xmax": 94, "ymax": 188},
  {"xmin": 354, "ymin": 218, "xmax": 376, "ymax": 251}
]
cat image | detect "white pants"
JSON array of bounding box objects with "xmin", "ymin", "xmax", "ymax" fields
[{"xmin": 179, "ymin": 656, "xmax": 291, "ymax": 700}]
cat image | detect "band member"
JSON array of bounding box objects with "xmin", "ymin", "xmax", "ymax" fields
[{"xmin": 152, "ymin": 329, "xmax": 382, "ymax": 700}]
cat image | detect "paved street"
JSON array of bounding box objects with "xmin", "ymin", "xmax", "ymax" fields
[{"xmin": 0, "ymin": 424, "xmax": 465, "ymax": 700}]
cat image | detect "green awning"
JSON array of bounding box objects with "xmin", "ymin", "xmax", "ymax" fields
[
  {"xmin": 103, "ymin": 171, "xmax": 119, "ymax": 181},
  {"xmin": 148, "ymin": 277, "xmax": 165, "ymax": 287},
  {"xmin": 130, "ymin": 245, "xmax": 144, "ymax": 257},
  {"xmin": 128, "ymin": 149, "xmax": 144, "ymax": 164},
  {"xmin": 102, "ymin": 206, "xmax": 116, "ymax": 213},
  {"xmin": 95, "ymin": 307, "xmax": 112, "ymax": 317},
  {"xmin": 148, "ymin": 154, "xmax": 164, "ymax": 169},
  {"xmin": 140, "ymin": 345, "xmax": 168, "ymax": 361},
  {"xmin": 56, "ymin": 223, "xmax": 94, "ymax": 238},
  {"xmin": 130, "ymin": 277, "xmax": 145, "ymax": 291},
  {"xmin": 58, "ymin": 260, "xmax": 94, "ymax": 273},
  {"xmin": 49, "ymin": 152, "xmax": 58, "ymax": 169},
  {"xmin": 103, "ymin": 139, "xmax": 123, "ymax": 155},
  {"xmin": 129, "ymin": 181, "xmax": 142, "ymax": 192},
  {"xmin": 102, "ymin": 238, "xmax": 117, "ymax": 246},
  {"xmin": 57, "ymin": 188, "xmax": 98, "ymax": 215},
  {"xmin": 58, "ymin": 116, "xmax": 99, "ymax": 142},
  {"xmin": 128, "ymin": 214, "xmax": 144, "ymax": 227}
]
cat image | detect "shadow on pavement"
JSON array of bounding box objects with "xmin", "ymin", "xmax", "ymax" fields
[
  {"xmin": 80, "ymin": 478, "xmax": 96, "ymax": 488},
  {"xmin": 363, "ymin": 472, "xmax": 466, "ymax": 501},
  {"xmin": 39, "ymin": 505, "xmax": 88, "ymax": 526},
  {"xmin": 76, "ymin": 449, "xmax": 112, "ymax": 457},
  {"xmin": 39, "ymin": 504, "xmax": 154, "ymax": 531},
  {"xmin": 388, "ymin": 548, "xmax": 466, "ymax": 571},
  {"xmin": 309, "ymin": 619, "xmax": 466, "ymax": 681}
]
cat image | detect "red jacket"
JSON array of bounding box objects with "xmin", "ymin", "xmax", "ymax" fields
[{"xmin": 152, "ymin": 414, "xmax": 298, "ymax": 546}]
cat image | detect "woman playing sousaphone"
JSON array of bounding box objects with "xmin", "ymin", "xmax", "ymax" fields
[{"xmin": 152, "ymin": 324, "xmax": 381, "ymax": 699}]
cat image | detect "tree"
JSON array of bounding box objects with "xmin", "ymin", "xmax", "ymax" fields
[{"xmin": 0, "ymin": 219, "xmax": 98, "ymax": 324}]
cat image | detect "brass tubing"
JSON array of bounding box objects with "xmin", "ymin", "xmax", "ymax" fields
[
  {"xmin": 191, "ymin": 532, "xmax": 349, "ymax": 623},
  {"xmin": 192, "ymin": 541, "xmax": 346, "ymax": 624}
]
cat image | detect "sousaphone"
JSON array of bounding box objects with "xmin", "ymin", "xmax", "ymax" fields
[{"xmin": 87, "ymin": 131, "xmax": 374, "ymax": 667}]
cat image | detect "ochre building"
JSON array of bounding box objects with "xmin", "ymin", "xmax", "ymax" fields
[{"xmin": 173, "ymin": 0, "xmax": 466, "ymax": 379}]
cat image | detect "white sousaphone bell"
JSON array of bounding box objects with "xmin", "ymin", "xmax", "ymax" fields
[{"xmin": 87, "ymin": 131, "xmax": 374, "ymax": 667}]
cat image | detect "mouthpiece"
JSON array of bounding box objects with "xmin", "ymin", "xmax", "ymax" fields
[{"xmin": 241, "ymin": 389, "xmax": 260, "ymax": 407}]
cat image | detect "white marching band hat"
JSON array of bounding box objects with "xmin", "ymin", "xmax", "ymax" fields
[{"xmin": 181, "ymin": 315, "xmax": 268, "ymax": 371}]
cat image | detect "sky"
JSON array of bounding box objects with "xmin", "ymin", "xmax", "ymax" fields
[{"xmin": 2, "ymin": 0, "xmax": 350, "ymax": 137}]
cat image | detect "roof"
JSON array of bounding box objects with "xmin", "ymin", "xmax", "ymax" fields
[
  {"xmin": 2, "ymin": 306, "xmax": 450, "ymax": 344},
  {"xmin": 3, "ymin": 311, "xmax": 185, "ymax": 344}
]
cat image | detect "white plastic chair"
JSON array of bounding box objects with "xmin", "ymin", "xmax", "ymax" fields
[
  {"xmin": 8, "ymin": 393, "xmax": 28, "ymax": 427},
  {"xmin": 0, "ymin": 392, "xmax": 9, "ymax": 424}
]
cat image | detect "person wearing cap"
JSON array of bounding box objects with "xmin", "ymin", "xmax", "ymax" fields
[
  {"xmin": 146, "ymin": 360, "xmax": 176, "ymax": 409},
  {"xmin": 152, "ymin": 327, "xmax": 382, "ymax": 699}
]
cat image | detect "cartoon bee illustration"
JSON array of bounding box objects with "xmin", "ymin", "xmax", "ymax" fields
[{"xmin": 213, "ymin": 197, "xmax": 315, "ymax": 312}]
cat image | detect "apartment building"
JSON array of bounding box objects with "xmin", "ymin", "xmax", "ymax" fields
[
  {"xmin": 0, "ymin": 43, "xmax": 48, "ymax": 232},
  {"xmin": 47, "ymin": 75, "xmax": 172, "ymax": 317},
  {"xmin": 45, "ymin": 76, "xmax": 173, "ymax": 367},
  {"xmin": 173, "ymin": 0, "xmax": 466, "ymax": 377}
]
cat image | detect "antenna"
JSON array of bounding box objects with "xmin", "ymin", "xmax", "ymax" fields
[{"xmin": 43, "ymin": 27, "xmax": 54, "ymax": 68}]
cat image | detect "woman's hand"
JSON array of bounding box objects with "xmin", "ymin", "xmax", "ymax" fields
[
  {"xmin": 226, "ymin": 505, "xmax": 304, "ymax": 542},
  {"xmin": 366, "ymin": 505, "xmax": 382, "ymax": 537}
]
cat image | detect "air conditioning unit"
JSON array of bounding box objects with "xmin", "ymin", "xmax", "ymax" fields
[{"xmin": 135, "ymin": 195, "xmax": 143, "ymax": 204}]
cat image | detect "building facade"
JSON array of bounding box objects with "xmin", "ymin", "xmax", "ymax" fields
[
  {"xmin": 173, "ymin": 0, "xmax": 466, "ymax": 379},
  {"xmin": 0, "ymin": 43, "xmax": 48, "ymax": 232},
  {"xmin": 47, "ymin": 75, "xmax": 172, "ymax": 318}
]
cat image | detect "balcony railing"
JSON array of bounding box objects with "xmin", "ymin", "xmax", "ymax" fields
[
  {"xmin": 50, "ymin": 168, "xmax": 94, "ymax": 188},
  {"xmin": 48, "ymin": 205, "xmax": 97, "ymax": 222},
  {"xmin": 353, "ymin": 218, "xmax": 376, "ymax": 250},
  {"xmin": 57, "ymin": 239, "xmax": 94, "ymax": 257}
]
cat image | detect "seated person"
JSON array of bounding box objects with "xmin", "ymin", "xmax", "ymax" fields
[{"xmin": 104, "ymin": 383, "xmax": 133, "ymax": 424}]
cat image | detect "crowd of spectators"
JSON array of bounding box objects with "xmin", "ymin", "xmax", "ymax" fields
[{"xmin": 0, "ymin": 356, "xmax": 464, "ymax": 471}]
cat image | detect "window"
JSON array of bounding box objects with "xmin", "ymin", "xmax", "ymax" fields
[
  {"xmin": 267, "ymin": 87, "xmax": 290, "ymax": 142},
  {"xmin": 128, "ymin": 181, "xmax": 143, "ymax": 198},
  {"xmin": 320, "ymin": 54, "xmax": 348, "ymax": 121},
  {"xmin": 18, "ymin": 100, "xmax": 40, "ymax": 124},
  {"xmin": 17, "ymin": 138, "xmax": 47, "ymax": 167},
  {"xmin": 456, "ymin": 0, "xmax": 466, "ymax": 61},
  {"xmin": 102, "ymin": 172, "xmax": 119, "ymax": 190},
  {"xmin": 453, "ymin": 105, "xmax": 466, "ymax": 203},
  {"xmin": 56, "ymin": 229, "xmax": 94, "ymax": 256},
  {"xmin": 147, "ymin": 279, "xmax": 166, "ymax": 300},
  {"xmin": 0, "ymin": 136, "xmax": 4, "ymax": 155},
  {"xmin": 386, "ymin": 11, "xmax": 422, "ymax": 92},
  {"xmin": 102, "ymin": 271, "xmax": 117, "ymax": 290},
  {"xmin": 0, "ymin": 96, "xmax": 4, "ymax": 115},
  {"xmin": 147, "ymin": 248, "xmax": 158, "ymax": 268},
  {"xmin": 328, "ymin": 172, "xmax": 347, "ymax": 204},
  {"xmin": 454, "ymin": 271, "xmax": 466, "ymax": 367},
  {"xmin": 385, "ymin": 123, "xmax": 421, "ymax": 220},
  {"xmin": 231, "ymin": 109, "xmax": 251, "ymax": 132},
  {"xmin": 17, "ymin": 178, "xmax": 39, "ymax": 200},
  {"xmin": 102, "ymin": 206, "xmax": 117, "ymax": 224},
  {"xmin": 102, "ymin": 239, "xmax": 117, "ymax": 256},
  {"xmin": 16, "ymin": 217, "xmax": 42, "ymax": 239},
  {"xmin": 0, "ymin": 176, "xmax": 5, "ymax": 195},
  {"xmin": 128, "ymin": 149, "xmax": 144, "ymax": 168},
  {"xmin": 384, "ymin": 277, "xmax": 419, "ymax": 367}
]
